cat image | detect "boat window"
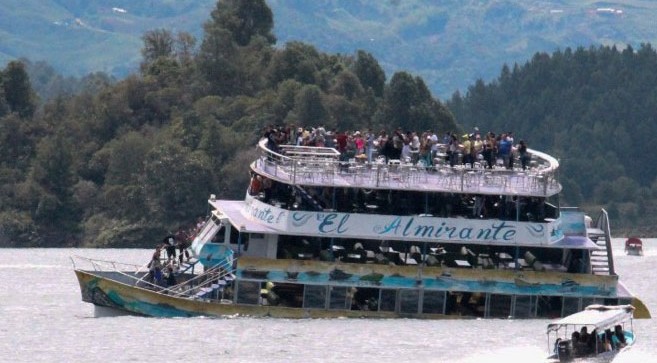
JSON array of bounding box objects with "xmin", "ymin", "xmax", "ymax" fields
[
  {"xmin": 618, "ymin": 298, "xmax": 633, "ymax": 306},
  {"xmin": 562, "ymin": 297, "xmax": 581, "ymax": 317},
  {"xmin": 399, "ymin": 289, "xmax": 420, "ymax": 314},
  {"xmin": 229, "ymin": 226, "xmax": 238, "ymax": 244},
  {"xmin": 328, "ymin": 286, "xmax": 349, "ymax": 310},
  {"xmin": 581, "ymin": 297, "xmax": 603, "ymax": 308},
  {"xmin": 236, "ymin": 281, "xmax": 260, "ymax": 305},
  {"xmin": 422, "ymin": 290, "xmax": 445, "ymax": 314},
  {"xmin": 379, "ymin": 289, "xmax": 397, "ymax": 312},
  {"xmin": 536, "ymin": 296, "xmax": 562, "ymax": 318},
  {"xmin": 603, "ymin": 298, "xmax": 619, "ymax": 305},
  {"xmin": 445, "ymin": 291, "xmax": 484, "ymax": 316},
  {"xmin": 487, "ymin": 294, "xmax": 512, "ymax": 318},
  {"xmin": 513, "ymin": 295, "xmax": 536, "ymax": 318},
  {"xmin": 270, "ymin": 282, "xmax": 303, "ymax": 308},
  {"xmin": 211, "ymin": 225, "xmax": 226, "ymax": 243},
  {"xmin": 226, "ymin": 227, "xmax": 250, "ymax": 251},
  {"xmin": 303, "ymin": 285, "xmax": 327, "ymax": 309},
  {"xmin": 351, "ymin": 287, "xmax": 380, "ymax": 311}
]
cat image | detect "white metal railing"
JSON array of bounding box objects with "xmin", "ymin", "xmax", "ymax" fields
[
  {"xmin": 254, "ymin": 139, "xmax": 561, "ymax": 197},
  {"xmin": 71, "ymin": 255, "xmax": 237, "ymax": 298}
]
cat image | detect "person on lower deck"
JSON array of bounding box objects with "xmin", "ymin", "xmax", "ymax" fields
[
  {"xmin": 163, "ymin": 234, "xmax": 176, "ymax": 263},
  {"xmin": 165, "ymin": 263, "xmax": 177, "ymax": 287},
  {"xmin": 147, "ymin": 245, "xmax": 163, "ymax": 286},
  {"xmin": 613, "ymin": 325, "xmax": 627, "ymax": 348},
  {"xmin": 175, "ymin": 226, "xmax": 191, "ymax": 263},
  {"xmin": 604, "ymin": 329, "xmax": 615, "ymax": 351}
]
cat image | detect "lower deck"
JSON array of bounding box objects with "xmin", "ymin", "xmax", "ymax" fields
[{"xmin": 229, "ymin": 256, "xmax": 642, "ymax": 319}]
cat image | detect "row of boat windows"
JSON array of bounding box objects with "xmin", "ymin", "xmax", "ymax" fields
[
  {"xmin": 253, "ymin": 176, "xmax": 559, "ymax": 221},
  {"xmin": 277, "ymin": 235, "xmax": 588, "ymax": 273},
  {"xmin": 233, "ymin": 280, "xmax": 627, "ymax": 318},
  {"xmin": 211, "ymin": 227, "xmax": 589, "ymax": 273}
]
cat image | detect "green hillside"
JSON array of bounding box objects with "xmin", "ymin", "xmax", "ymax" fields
[
  {"xmin": 3, "ymin": 1, "xmax": 657, "ymax": 98},
  {"xmin": 1, "ymin": 0, "xmax": 656, "ymax": 248},
  {"xmin": 0, "ymin": 0, "xmax": 217, "ymax": 77}
]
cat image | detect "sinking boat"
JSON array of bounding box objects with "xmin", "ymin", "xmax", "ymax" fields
[{"xmin": 73, "ymin": 133, "xmax": 651, "ymax": 319}]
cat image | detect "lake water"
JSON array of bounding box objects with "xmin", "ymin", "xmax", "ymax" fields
[{"xmin": 0, "ymin": 239, "xmax": 654, "ymax": 362}]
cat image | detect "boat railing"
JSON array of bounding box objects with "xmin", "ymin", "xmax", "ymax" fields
[
  {"xmin": 71, "ymin": 255, "xmax": 146, "ymax": 273},
  {"xmin": 71, "ymin": 255, "xmax": 167, "ymax": 291},
  {"xmin": 169, "ymin": 259, "xmax": 236, "ymax": 298},
  {"xmin": 594, "ymin": 209, "xmax": 615, "ymax": 275},
  {"xmin": 71, "ymin": 255, "xmax": 237, "ymax": 298},
  {"xmin": 255, "ymin": 139, "xmax": 561, "ymax": 197}
]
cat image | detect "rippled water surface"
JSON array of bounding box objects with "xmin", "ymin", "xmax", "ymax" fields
[{"xmin": 0, "ymin": 239, "xmax": 655, "ymax": 362}]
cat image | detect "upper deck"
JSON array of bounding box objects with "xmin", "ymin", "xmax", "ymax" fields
[{"xmin": 254, "ymin": 139, "xmax": 561, "ymax": 198}]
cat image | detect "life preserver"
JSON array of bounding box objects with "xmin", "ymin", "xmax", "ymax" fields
[{"xmin": 249, "ymin": 176, "xmax": 262, "ymax": 195}]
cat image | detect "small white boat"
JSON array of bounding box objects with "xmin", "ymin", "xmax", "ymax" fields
[
  {"xmin": 547, "ymin": 304, "xmax": 635, "ymax": 361},
  {"xmin": 625, "ymin": 237, "xmax": 643, "ymax": 256}
]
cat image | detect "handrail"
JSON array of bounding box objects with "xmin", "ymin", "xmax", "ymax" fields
[
  {"xmin": 254, "ymin": 138, "xmax": 562, "ymax": 197},
  {"xmin": 169, "ymin": 259, "xmax": 235, "ymax": 297},
  {"xmin": 597, "ymin": 208, "xmax": 615, "ymax": 276},
  {"xmin": 72, "ymin": 254, "xmax": 238, "ymax": 298}
]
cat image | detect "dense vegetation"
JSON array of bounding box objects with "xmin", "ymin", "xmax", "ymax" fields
[
  {"xmin": 4, "ymin": 1, "xmax": 657, "ymax": 100},
  {"xmin": 448, "ymin": 44, "xmax": 657, "ymax": 235},
  {"xmin": 0, "ymin": 0, "xmax": 456, "ymax": 247},
  {"xmin": 2, "ymin": 0, "xmax": 656, "ymax": 247}
]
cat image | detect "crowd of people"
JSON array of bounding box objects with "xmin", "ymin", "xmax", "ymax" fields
[
  {"xmin": 264, "ymin": 125, "xmax": 532, "ymax": 170},
  {"xmin": 145, "ymin": 218, "xmax": 205, "ymax": 287},
  {"xmin": 568, "ymin": 325, "xmax": 628, "ymax": 355}
]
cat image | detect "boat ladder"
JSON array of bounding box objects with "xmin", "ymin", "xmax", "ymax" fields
[
  {"xmin": 588, "ymin": 209, "xmax": 615, "ymax": 276},
  {"xmin": 187, "ymin": 259, "xmax": 237, "ymax": 300},
  {"xmin": 176, "ymin": 257, "xmax": 199, "ymax": 275},
  {"xmin": 193, "ymin": 272, "xmax": 236, "ymax": 300}
]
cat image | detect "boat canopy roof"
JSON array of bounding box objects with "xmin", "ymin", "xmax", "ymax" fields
[
  {"xmin": 626, "ymin": 237, "xmax": 642, "ymax": 246},
  {"xmin": 547, "ymin": 305, "xmax": 634, "ymax": 332}
]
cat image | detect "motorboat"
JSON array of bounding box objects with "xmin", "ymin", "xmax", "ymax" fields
[
  {"xmin": 547, "ymin": 304, "xmax": 635, "ymax": 361},
  {"xmin": 625, "ymin": 237, "xmax": 643, "ymax": 256}
]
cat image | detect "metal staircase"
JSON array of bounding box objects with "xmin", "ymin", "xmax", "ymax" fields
[
  {"xmin": 294, "ymin": 185, "xmax": 324, "ymax": 211},
  {"xmin": 587, "ymin": 209, "xmax": 616, "ymax": 276}
]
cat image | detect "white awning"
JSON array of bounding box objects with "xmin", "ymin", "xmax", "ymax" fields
[
  {"xmin": 549, "ymin": 235, "xmax": 601, "ymax": 250},
  {"xmin": 547, "ymin": 305, "xmax": 634, "ymax": 332},
  {"xmin": 211, "ymin": 200, "xmax": 282, "ymax": 234}
]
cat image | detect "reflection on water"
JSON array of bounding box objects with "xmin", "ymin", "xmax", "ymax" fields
[{"xmin": 0, "ymin": 239, "xmax": 654, "ymax": 362}]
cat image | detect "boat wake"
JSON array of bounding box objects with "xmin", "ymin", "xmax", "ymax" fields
[{"xmin": 453, "ymin": 345, "xmax": 545, "ymax": 363}]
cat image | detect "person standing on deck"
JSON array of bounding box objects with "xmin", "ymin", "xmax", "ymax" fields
[
  {"xmin": 175, "ymin": 227, "xmax": 190, "ymax": 263},
  {"xmin": 365, "ymin": 128, "xmax": 375, "ymax": 162},
  {"xmin": 148, "ymin": 245, "xmax": 163, "ymax": 285},
  {"xmin": 517, "ymin": 140, "xmax": 529, "ymax": 170},
  {"xmin": 498, "ymin": 133, "xmax": 512, "ymax": 169}
]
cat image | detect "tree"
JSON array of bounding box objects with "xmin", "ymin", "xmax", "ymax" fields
[
  {"xmin": 209, "ymin": 0, "xmax": 275, "ymax": 47},
  {"xmin": 354, "ymin": 50, "xmax": 385, "ymax": 97},
  {"xmin": 141, "ymin": 29, "xmax": 175, "ymax": 67},
  {"xmin": 198, "ymin": 26, "xmax": 239, "ymax": 96},
  {"xmin": 142, "ymin": 140, "xmax": 213, "ymax": 223},
  {"xmin": 3, "ymin": 61, "xmax": 36, "ymax": 118},
  {"xmin": 330, "ymin": 70, "xmax": 364, "ymax": 101},
  {"xmin": 24, "ymin": 133, "xmax": 79, "ymax": 239},
  {"xmin": 267, "ymin": 42, "xmax": 320, "ymax": 86},
  {"xmin": 0, "ymin": 113, "xmax": 33, "ymax": 169},
  {"xmin": 294, "ymin": 85, "xmax": 327, "ymax": 125},
  {"xmin": 104, "ymin": 132, "xmax": 152, "ymax": 185}
]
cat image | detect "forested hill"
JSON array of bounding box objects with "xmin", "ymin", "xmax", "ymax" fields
[
  {"xmin": 0, "ymin": 0, "xmax": 456, "ymax": 247},
  {"xmin": 4, "ymin": 1, "xmax": 657, "ymax": 99},
  {"xmin": 0, "ymin": 0, "xmax": 655, "ymax": 248},
  {"xmin": 447, "ymin": 44, "xmax": 657, "ymax": 234}
]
